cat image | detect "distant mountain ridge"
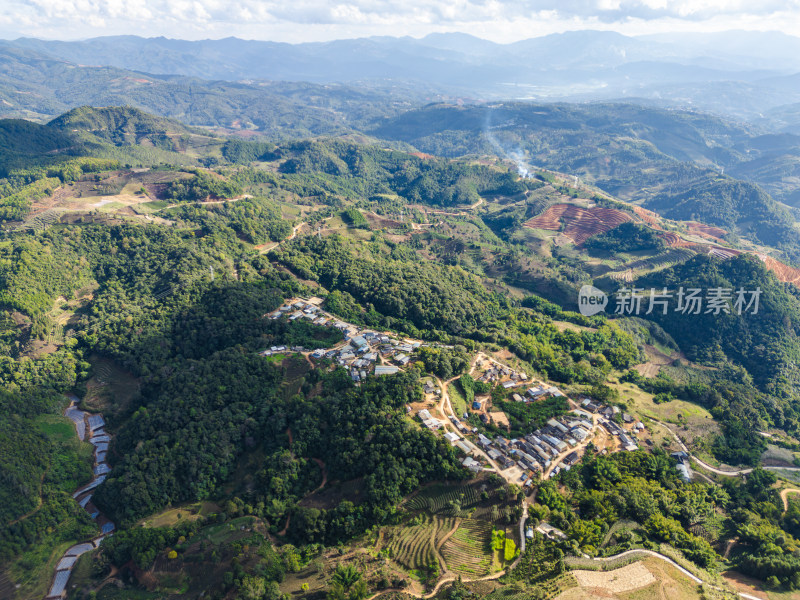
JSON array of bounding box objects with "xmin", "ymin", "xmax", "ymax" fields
[
  {"xmin": 4, "ymin": 30, "xmax": 800, "ymax": 122},
  {"xmin": 0, "ymin": 44, "xmax": 430, "ymax": 137}
]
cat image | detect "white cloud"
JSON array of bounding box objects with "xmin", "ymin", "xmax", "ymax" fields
[{"xmin": 2, "ymin": 0, "xmax": 800, "ymax": 41}]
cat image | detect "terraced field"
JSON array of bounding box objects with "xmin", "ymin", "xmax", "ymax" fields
[
  {"xmin": 383, "ymin": 515, "xmax": 438, "ymax": 571},
  {"xmin": 607, "ymin": 248, "xmax": 696, "ymax": 281},
  {"xmin": 404, "ymin": 484, "xmax": 480, "ymax": 516},
  {"xmin": 525, "ymin": 204, "xmax": 634, "ymax": 245},
  {"xmin": 15, "ymin": 208, "xmax": 66, "ymax": 232},
  {"xmin": 441, "ymin": 520, "xmax": 493, "ymax": 576},
  {"xmin": 707, "ymin": 247, "xmax": 740, "ymax": 259},
  {"xmin": 482, "ymin": 574, "xmax": 576, "ymax": 600},
  {"xmin": 609, "ymin": 269, "xmax": 634, "ymax": 283},
  {"xmin": 631, "ymin": 206, "xmax": 662, "ymax": 228},
  {"xmin": 659, "ymin": 231, "xmax": 694, "ymax": 248},
  {"xmin": 687, "ymin": 221, "xmax": 727, "ymax": 241}
]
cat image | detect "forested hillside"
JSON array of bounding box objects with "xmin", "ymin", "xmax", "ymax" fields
[
  {"xmin": 48, "ymin": 106, "xmax": 205, "ymax": 149},
  {"xmin": 373, "ymin": 102, "xmax": 800, "ymax": 260},
  {"xmin": 4, "ymin": 105, "xmax": 800, "ymax": 600}
]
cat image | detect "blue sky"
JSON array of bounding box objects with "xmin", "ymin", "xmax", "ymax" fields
[{"xmin": 2, "ymin": 0, "xmax": 800, "ymax": 41}]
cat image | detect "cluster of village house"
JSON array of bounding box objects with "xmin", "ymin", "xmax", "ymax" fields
[
  {"xmin": 417, "ymin": 363, "xmax": 648, "ymax": 488},
  {"xmin": 264, "ymin": 298, "xmax": 652, "ymax": 486},
  {"xmin": 264, "ymin": 298, "xmax": 436, "ymax": 382}
]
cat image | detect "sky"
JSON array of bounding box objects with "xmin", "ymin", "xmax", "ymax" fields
[{"xmin": 2, "ymin": 0, "xmax": 800, "ymax": 42}]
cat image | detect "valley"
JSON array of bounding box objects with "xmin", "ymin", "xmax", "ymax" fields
[{"xmin": 2, "ymin": 97, "xmax": 800, "ymax": 600}]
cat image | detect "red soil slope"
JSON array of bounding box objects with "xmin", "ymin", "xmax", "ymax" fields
[
  {"xmin": 525, "ymin": 204, "xmax": 635, "ymax": 245},
  {"xmin": 687, "ymin": 221, "xmax": 728, "ymax": 242},
  {"xmin": 760, "ymin": 255, "xmax": 800, "ymax": 286},
  {"xmin": 632, "ymin": 205, "xmax": 662, "ymax": 229},
  {"xmin": 526, "ymin": 204, "xmax": 800, "ymax": 288}
]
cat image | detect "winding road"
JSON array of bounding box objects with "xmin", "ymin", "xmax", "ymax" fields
[
  {"xmin": 655, "ymin": 420, "xmax": 800, "ymax": 477},
  {"xmin": 568, "ymin": 550, "xmax": 764, "ymax": 600},
  {"xmin": 411, "ymin": 369, "xmax": 773, "ymax": 600},
  {"xmin": 364, "ymin": 545, "xmax": 765, "ymax": 600}
]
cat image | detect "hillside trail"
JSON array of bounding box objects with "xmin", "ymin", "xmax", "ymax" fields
[
  {"xmin": 435, "ymin": 518, "xmax": 461, "ymax": 553},
  {"xmin": 425, "ymin": 517, "xmax": 462, "ymax": 589},
  {"xmin": 310, "ymin": 458, "xmax": 328, "ymax": 493},
  {"xmin": 258, "ymin": 221, "xmax": 305, "ymax": 253},
  {"xmin": 780, "ymin": 488, "xmax": 800, "ymax": 513},
  {"xmin": 429, "ymin": 521, "xmax": 447, "ymax": 576},
  {"xmin": 278, "ymin": 513, "xmax": 291, "ymax": 536},
  {"xmin": 423, "ymin": 197, "xmax": 483, "ymax": 216},
  {"xmin": 163, "ymin": 193, "xmax": 253, "ymax": 210},
  {"xmin": 373, "ymin": 529, "xmax": 385, "ymax": 553}
]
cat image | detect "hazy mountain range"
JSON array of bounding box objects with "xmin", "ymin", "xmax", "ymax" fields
[{"xmin": 3, "ymin": 30, "xmax": 800, "ymax": 122}]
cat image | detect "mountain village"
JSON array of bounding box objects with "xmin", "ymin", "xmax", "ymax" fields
[{"xmin": 265, "ymin": 298, "xmax": 652, "ymax": 499}]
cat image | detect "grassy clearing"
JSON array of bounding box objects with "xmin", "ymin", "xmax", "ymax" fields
[
  {"xmin": 608, "ymin": 376, "xmax": 718, "ymax": 451},
  {"xmin": 37, "ymin": 293, "xmax": 92, "ymax": 349},
  {"xmin": 448, "ymin": 383, "xmax": 468, "ymax": 416},
  {"xmin": 95, "ymin": 201, "xmax": 126, "ymax": 213},
  {"xmin": 552, "ymin": 321, "xmax": 597, "ymax": 333},
  {"xmin": 767, "ymin": 589, "xmax": 800, "ymax": 600},
  {"xmin": 131, "ymin": 200, "xmax": 169, "ymax": 214},
  {"xmin": 770, "ymin": 468, "xmax": 800, "ymax": 485},
  {"xmin": 33, "ymin": 412, "xmax": 94, "ymax": 494},
  {"xmin": 762, "ymin": 444, "xmax": 797, "ymax": 466},
  {"xmin": 8, "ymin": 539, "xmax": 77, "ymax": 600},
  {"xmin": 139, "ymin": 501, "xmax": 220, "ymax": 528},
  {"xmin": 35, "ymin": 414, "xmax": 77, "ymax": 443},
  {"xmin": 97, "ymin": 587, "xmax": 161, "ymax": 599},
  {"xmin": 198, "ymin": 516, "xmax": 258, "ymax": 546}
]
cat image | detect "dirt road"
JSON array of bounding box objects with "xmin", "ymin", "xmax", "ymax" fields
[
  {"xmin": 656, "ymin": 420, "xmax": 800, "ymax": 477},
  {"xmin": 258, "ymin": 221, "xmax": 305, "ymax": 253}
]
